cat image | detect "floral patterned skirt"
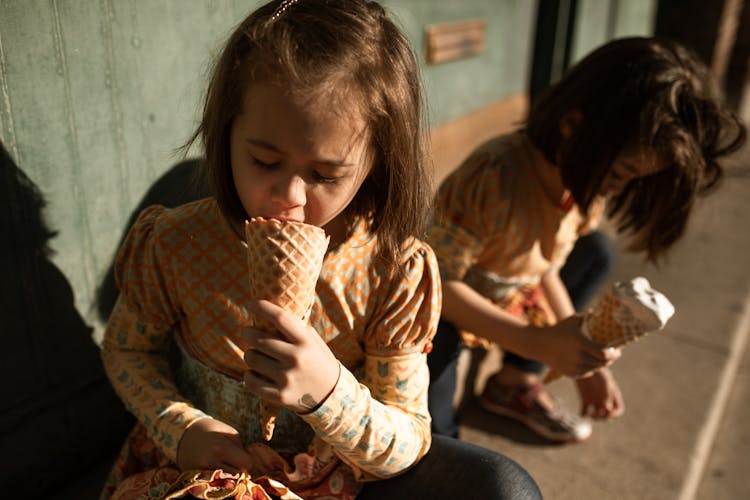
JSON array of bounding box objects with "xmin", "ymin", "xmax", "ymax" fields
[
  {"xmin": 100, "ymin": 424, "xmax": 361, "ymax": 499},
  {"xmin": 100, "ymin": 344, "xmax": 362, "ymax": 499}
]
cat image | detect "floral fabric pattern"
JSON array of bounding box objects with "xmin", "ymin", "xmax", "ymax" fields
[
  {"xmin": 426, "ymin": 131, "xmax": 603, "ymax": 346},
  {"xmin": 427, "ymin": 131, "xmax": 603, "ymax": 287},
  {"xmin": 101, "ymin": 198, "xmax": 440, "ymax": 498}
]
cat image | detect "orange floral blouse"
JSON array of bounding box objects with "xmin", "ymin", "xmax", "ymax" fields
[
  {"xmin": 427, "ymin": 131, "xmax": 604, "ymax": 289},
  {"xmin": 101, "ymin": 197, "xmax": 440, "ymax": 485}
]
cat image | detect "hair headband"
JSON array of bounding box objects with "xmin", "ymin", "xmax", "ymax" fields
[{"xmin": 270, "ymin": 0, "xmax": 300, "ymax": 22}]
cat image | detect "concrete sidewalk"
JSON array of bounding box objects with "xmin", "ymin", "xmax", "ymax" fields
[{"xmin": 455, "ymin": 158, "xmax": 750, "ymax": 499}]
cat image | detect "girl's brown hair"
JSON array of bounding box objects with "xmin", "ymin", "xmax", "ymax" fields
[
  {"xmin": 185, "ymin": 0, "xmax": 430, "ymax": 268},
  {"xmin": 527, "ymin": 36, "xmax": 746, "ymax": 260}
]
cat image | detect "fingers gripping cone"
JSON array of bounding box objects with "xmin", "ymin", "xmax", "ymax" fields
[
  {"xmin": 544, "ymin": 277, "xmax": 674, "ymax": 384},
  {"xmin": 583, "ymin": 277, "xmax": 675, "ymax": 348},
  {"xmin": 245, "ymin": 217, "xmax": 329, "ymax": 440}
]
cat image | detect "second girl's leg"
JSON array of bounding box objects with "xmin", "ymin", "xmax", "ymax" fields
[
  {"xmin": 357, "ymin": 434, "xmax": 542, "ymax": 500},
  {"xmin": 479, "ymin": 231, "xmax": 615, "ymax": 441},
  {"xmin": 479, "ymin": 355, "xmax": 592, "ymax": 442},
  {"xmin": 559, "ymin": 231, "xmax": 615, "ymax": 310}
]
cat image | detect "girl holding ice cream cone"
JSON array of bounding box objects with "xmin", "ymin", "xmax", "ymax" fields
[
  {"xmin": 100, "ymin": 1, "xmax": 541, "ymax": 499},
  {"xmin": 427, "ymin": 36, "xmax": 746, "ymax": 443}
]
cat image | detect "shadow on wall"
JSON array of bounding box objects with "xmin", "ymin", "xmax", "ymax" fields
[
  {"xmin": 0, "ymin": 142, "xmax": 133, "ymax": 496},
  {"xmin": 95, "ymin": 157, "xmax": 209, "ymax": 323}
]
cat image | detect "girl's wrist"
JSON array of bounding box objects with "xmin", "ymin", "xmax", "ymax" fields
[
  {"xmin": 505, "ymin": 322, "xmax": 539, "ymax": 356},
  {"xmin": 520, "ymin": 322, "xmax": 543, "ymax": 339},
  {"xmin": 297, "ymin": 361, "xmax": 341, "ymax": 415}
]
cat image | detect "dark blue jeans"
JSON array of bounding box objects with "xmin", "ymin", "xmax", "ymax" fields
[
  {"xmin": 359, "ymin": 434, "xmax": 542, "ymax": 499},
  {"xmin": 428, "ymin": 231, "xmax": 614, "ymax": 437}
]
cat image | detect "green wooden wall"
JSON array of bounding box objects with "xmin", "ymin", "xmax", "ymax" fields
[
  {"xmin": 392, "ymin": 0, "xmax": 537, "ymax": 124},
  {"xmin": 0, "ymin": 0, "xmax": 653, "ymax": 336},
  {"xmin": 2, "ymin": 1, "xmax": 263, "ymax": 333},
  {"xmin": 572, "ymin": 0, "xmax": 657, "ymax": 64}
]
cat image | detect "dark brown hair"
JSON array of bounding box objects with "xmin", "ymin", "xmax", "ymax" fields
[
  {"xmin": 185, "ymin": 0, "xmax": 430, "ymax": 268},
  {"xmin": 527, "ymin": 36, "xmax": 746, "ymax": 260}
]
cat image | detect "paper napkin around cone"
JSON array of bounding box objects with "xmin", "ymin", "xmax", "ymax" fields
[{"xmin": 583, "ymin": 277, "xmax": 674, "ymax": 348}]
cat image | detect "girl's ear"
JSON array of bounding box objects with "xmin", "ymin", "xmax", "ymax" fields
[{"xmin": 559, "ymin": 109, "xmax": 583, "ymax": 140}]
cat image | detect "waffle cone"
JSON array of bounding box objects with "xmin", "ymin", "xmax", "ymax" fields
[
  {"xmin": 244, "ymin": 217, "xmax": 329, "ymax": 440},
  {"xmin": 583, "ymin": 292, "xmax": 646, "ymax": 348}
]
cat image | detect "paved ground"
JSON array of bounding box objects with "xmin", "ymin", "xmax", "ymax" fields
[{"xmin": 453, "ymin": 153, "xmax": 750, "ymax": 499}]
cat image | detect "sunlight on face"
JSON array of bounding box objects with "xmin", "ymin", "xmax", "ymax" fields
[
  {"xmin": 599, "ymin": 148, "xmax": 666, "ymax": 196},
  {"xmin": 229, "ymin": 82, "xmax": 373, "ymax": 236}
]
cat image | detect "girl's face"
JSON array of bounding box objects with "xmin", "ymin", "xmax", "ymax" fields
[
  {"xmin": 599, "ymin": 148, "xmax": 666, "ymax": 197},
  {"xmin": 230, "ymin": 82, "xmax": 373, "ymax": 233}
]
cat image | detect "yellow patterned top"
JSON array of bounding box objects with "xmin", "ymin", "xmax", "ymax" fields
[
  {"xmin": 101, "ymin": 197, "xmax": 440, "ymax": 481},
  {"xmin": 427, "ymin": 131, "xmax": 603, "ymax": 289}
]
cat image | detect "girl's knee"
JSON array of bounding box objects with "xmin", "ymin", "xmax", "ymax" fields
[
  {"xmin": 480, "ymin": 454, "xmax": 543, "ymax": 500},
  {"xmin": 431, "ymin": 436, "xmax": 542, "ymax": 499}
]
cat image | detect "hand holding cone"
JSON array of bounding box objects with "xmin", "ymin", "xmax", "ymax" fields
[
  {"xmin": 583, "ymin": 276, "xmax": 675, "ymax": 347},
  {"xmin": 245, "ymin": 217, "xmax": 329, "ymax": 440},
  {"xmin": 545, "ymin": 277, "xmax": 674, "ymax": 383}
]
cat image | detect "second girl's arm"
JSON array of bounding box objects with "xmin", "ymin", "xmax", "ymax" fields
[
  {"xmin": 441, "ymin": 278, "xmax": 530, "ymax": 351},
  {"xmin": 539, "ymin": 269, "xmax": 575, "ymax": 321},
  {"xmin": 443, "ymin": 276, "xmax": 616, "ymax": 377},
  {"xmin": 540, "ymin": 270, "xmax": 625, "ymax": 416}
]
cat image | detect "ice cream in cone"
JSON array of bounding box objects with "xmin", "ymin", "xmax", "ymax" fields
[
  {"xmin": 583, "ymin": 276, "xmax": 675, "ymax": 347},
  {"xmin": 244, "ymin": 217, "xmax": 329, "ymax": 440}
]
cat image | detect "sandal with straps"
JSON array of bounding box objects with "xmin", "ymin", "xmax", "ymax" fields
[{"xmin": 479, "ymin": 378, "xmax": 592, "ymax": 442}]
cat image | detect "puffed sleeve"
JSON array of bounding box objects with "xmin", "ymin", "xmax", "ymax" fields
[
  {"xmin": 101, "ymin": 206, "xmax": 209, "ymax": 463},
  {"xmin": 300, "ymin": 241, "xmax": 441, "ymax": 480},
  {"xmin": 426, "ymin": 152, "xmax": 508, "ymax": 281}
]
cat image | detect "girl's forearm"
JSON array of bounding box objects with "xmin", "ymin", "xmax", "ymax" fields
[
  {"xmin": 101, "ymin": 296, "xmax": 207, "ymax": 463},
  {"xmin": 540, "ymin": 269, "xmax": 576, "ymax": 321},
  {"xmin": 441, "ymin": 280, "xmax": 536, "ymax": 356},
  {"xmin": 300, "ymin": 358, "xmax": 432, "ymax": 479}
]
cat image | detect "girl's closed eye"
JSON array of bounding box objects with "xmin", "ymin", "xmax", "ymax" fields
[
  {"xmin": 251, "ymin": 156, "xmax": 280, "ymax": 170},
  {"xmin": 312, "ymin": 171, "xmax": 339, "ymax": 184},
  {"xmin": 251, "ymin": 155, "xmax": 341, "ymax": 184}
]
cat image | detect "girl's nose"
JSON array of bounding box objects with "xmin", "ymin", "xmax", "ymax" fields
[{"xmin": 272, "ymin": 174, "xmax": 306, "ymax": 207}]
